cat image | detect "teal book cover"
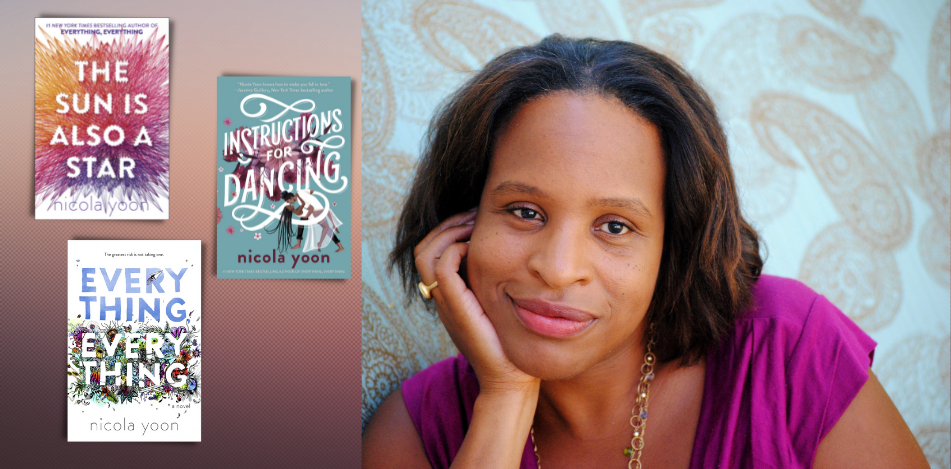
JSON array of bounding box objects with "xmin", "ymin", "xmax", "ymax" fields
[{"xmin": 216, "ymin": 77, "xmax": 351, "ymax": 279}]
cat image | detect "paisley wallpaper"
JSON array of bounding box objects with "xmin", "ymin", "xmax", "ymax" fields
[{"xmin": 361, "ymin": 0, "xmax": 950, "ymax": 465}]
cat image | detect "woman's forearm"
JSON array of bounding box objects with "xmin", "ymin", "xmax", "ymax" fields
[{"xmin": 451, "ymin": 384, "xmax": 540, "ymax": 469}]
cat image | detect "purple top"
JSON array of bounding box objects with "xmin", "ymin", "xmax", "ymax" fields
[{"xmin": 401, "ymin": 275, "xmax": 877, "ymax": 469}]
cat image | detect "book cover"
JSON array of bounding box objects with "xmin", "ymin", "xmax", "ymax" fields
[
  {"xmin": 67, "ymin": 240, "xmax": 201, "ymax": 442},
  {"xmin": 216, "ymin": 77, "xmax": 351, "ymax": 279},
  {"xmin": 35, "ymin": 18, "xmax": 169, "ymax": 219}
]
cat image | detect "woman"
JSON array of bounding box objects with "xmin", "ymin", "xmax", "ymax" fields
[
  {"xmin": 362, "ymin": 36, "xmax": 928, "ymax": 469},
  {"xmin": 267, "ymin": 190, "xmax": 344, "ymax": 253},
  {"xmin": 266, "ymin": 191, "xmax": 311, "ymax": 252}
]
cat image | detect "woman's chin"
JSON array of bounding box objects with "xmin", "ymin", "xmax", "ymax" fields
[{"xmin": 500, "ymin": 340, "xmax": 593, "ymax": 382}]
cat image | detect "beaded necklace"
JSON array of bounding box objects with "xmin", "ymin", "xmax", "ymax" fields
[{"xmin": 531, "ymin": 324, "xmax": 657, "ymax": 469}]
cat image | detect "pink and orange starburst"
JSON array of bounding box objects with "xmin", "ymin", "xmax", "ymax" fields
[{"xmin": 35, "ymin": 27, "xmax": 169, "ymax": 208}]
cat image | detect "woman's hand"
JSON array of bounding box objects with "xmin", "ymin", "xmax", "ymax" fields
[
  {"xmin": 414, "ymin": 210, "xmax": 540, "ymax": 395},
  {"xmin": 415, "ymin": 210, "xmax": 541, "ymax": 468}
]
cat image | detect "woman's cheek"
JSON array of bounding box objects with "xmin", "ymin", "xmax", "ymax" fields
[
  {"xmin": 465, "ymin": 223, "xmax": 492, "ymax": 297},
  {"xmin": 466, "ymin": 221, "xmax": 516, "ymax": 306}
]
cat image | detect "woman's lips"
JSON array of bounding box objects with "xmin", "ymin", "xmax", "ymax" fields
[{"xmin": 511, "ymin": 298, "xmax": 596, "ymax": 338}]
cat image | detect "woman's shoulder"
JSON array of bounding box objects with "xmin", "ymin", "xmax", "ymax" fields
[
  {"xmin": 402, "ymin": 354, "xmax": 478, "ymax": 418},
  {"xmin": 363, "ymin": 356, "xmax": 477, "ymax": 469},
  {"xmin": 399, "ymin": 354, "xmax": 479, "ymax": 469},
  {"xmin": 738, "ymin": 275, "xmax": 866, "ymax": 343},
  {"xmin": 741, "ymin": 274, "xmax": 821, "ymax": 323},
  {"xmin": 697, "ymin": 274, "xmax": 878, "ymax": 467},
  {"xmin": 363, "ymin": 388, "xmax": 432, "ymax": 468},
  {"xmin": 728, "ymin": 274, "xmax": 876, "ymax": 370}
]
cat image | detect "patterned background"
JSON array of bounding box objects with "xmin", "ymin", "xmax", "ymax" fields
[{"xmin": 360, "ymin": 0, "xmax": 951, "ymax": 466}]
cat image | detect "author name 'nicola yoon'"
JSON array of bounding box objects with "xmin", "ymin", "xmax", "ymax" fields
[{"xmin": 237, "ymin": 248, "xmax": 330, "ymax": 268}]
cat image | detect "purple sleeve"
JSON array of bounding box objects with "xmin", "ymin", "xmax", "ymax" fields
[
  {"xmin": 785, "ymin": 294, "xmax": 877, "ymax": 466},
  {"xmin": 401, "ymin": 355, "xmax": 538, "ymax": 469},
  {"xmin": 401, "ymin": 356, "xmax": 479, "ymax": 469}
]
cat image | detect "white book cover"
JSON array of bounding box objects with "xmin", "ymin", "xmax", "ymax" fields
[{"xmin": 67, "ymin": 240, "xmax": 201, "ymax": 442}]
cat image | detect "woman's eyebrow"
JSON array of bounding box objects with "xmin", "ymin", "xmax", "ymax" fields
[
  {"xmin": 490, "ymin": 181, "xmax": 548, "ymax": 198},
  {"xmin": 591, "ymin": 197, "xmax": 654, "ymax": 219},
  {"xmin": 491, "ymin": 181, "xmax": 653, "ymax": 219}
]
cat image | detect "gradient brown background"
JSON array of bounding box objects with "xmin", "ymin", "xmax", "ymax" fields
[{"xmin": 2, "ymin": 1, "xmax": 362, "ymax": 466}]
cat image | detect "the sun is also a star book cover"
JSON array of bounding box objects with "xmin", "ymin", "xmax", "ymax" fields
[
  {"xmin": 35, "ymin": 18, "xmax": 169, "ymax": 219},
  {"xmin": 67, "ymin": 240, "xmax": 201, "ymax": 442},
  {"xmin": 216, "ymin": 76, "xmax": 351, "ymax": 279}
]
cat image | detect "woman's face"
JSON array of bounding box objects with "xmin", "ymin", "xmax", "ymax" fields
[{"xmin": 467, "ymin": 91, "xmax": 666, "ymax": 380}]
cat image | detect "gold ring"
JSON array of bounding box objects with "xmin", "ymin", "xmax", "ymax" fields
[{"xmin": 418, "ymin": 280, "xmax": 439, "ymax": 299}]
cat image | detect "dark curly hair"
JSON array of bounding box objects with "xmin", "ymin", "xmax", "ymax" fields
[{"xmin": 389, "ymin": 35, "xmax": 764, "ymax": 366}]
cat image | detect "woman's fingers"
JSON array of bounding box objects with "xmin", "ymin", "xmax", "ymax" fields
[
  {"xmin": 429, "ymin": 242, "xmax": 496, "ymax": 357},
  {"xmin": 431, "ymin": 242, "xmax": 481, "ymax": 316},
  {"xmin": 414, "ymin": 223, "xmax": 474, "ymax": 283},
  {"xmin": 413, "ymin": 210, "xmax": 477, "ymax": 257},
  {"xmin": 413, "ymin": 210, "xmax": 478, "ymax": 286}
]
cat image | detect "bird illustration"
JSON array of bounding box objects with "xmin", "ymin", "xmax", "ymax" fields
[{"xmin": 146, "ymin": 270, "xmax": 164, "ymax": 286}]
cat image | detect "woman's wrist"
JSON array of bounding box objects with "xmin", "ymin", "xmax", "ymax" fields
[
  {"xmin": 472, "ymin": 386, "xmax": 539, "ymax": 436},
  {"xmin": 478, "ymin": 376, "xmax": 541, "ymax": 400},
  {"xmin": 451, "ymin": 381, "xmax": 540, "ymax": 468}
]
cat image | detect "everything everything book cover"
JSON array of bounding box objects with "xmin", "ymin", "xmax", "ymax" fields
[
  {"xmin": 35, "ymin": 18, "xmax": 169, "ymax": 219},
  {"xmin": 216, "ymin": 77, "xmax": 351, "ymax": 279},
  {"xmin": 67, "ymin": 240, "xmax": 201, "ymax": 442}
]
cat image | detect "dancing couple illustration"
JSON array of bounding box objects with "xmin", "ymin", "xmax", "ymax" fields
[{"xmin": 266, "ymin": 189, "xmax": 345, "ymax": 253}]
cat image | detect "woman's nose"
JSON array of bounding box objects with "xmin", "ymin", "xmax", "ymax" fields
[{"xmin": 526, "ymin": 220, "xmax": 594, "ymax": 289}]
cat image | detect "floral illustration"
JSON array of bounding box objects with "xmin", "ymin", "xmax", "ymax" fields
[
  {"xmin": 226, "ymin": 226, "xmax": 234, "ymax": 235},
  {"xmin": 67, "ymin": 321, "xmax": 201, "ymax": 405},
  {"xmin": 216, "ymin": 207, "xmax": 222, "ymax": 224}
]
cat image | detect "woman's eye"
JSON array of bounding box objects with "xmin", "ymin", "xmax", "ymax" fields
[
  {"xmin": 514, "ymin": 208, "xmax": 539, "ymax": 220},
  {"xmin": 599, "ymin": 221, "xmax": 630, "ymax": 235}
]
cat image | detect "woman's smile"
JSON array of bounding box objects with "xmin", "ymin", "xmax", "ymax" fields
[{"xmin": 510, "ymin": 296, "xmax": 597, "ymax": 338}]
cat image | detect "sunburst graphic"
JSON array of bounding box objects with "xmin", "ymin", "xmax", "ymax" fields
[{"xmin": 35, "ymin": 26, "xmax": 169, "ymax": 208}]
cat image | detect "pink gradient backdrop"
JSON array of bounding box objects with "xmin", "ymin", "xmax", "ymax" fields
[{"xmin": 1, "ymin": 1, "xmax": 362, "ymax": 466}]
